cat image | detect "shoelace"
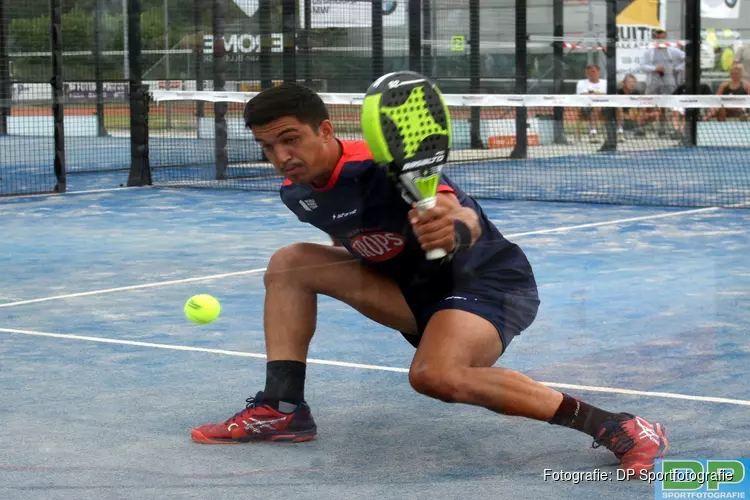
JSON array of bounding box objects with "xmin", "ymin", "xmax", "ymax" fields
[
  {"xmin": 224, "ymin": 394, "xmax": 263, "ymax": 424},
  {"xmin": 592, "ymin": 421, "xmax": 635, "ymax": 458}
]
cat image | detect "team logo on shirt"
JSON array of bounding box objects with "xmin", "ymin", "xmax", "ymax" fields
[{"xmin": 350, "ymin": 232, "xmax": 406, "ymax": 262}]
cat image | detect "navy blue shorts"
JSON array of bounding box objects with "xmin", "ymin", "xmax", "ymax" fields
[{"xmin": 398, "ymin": 266, "xmax": 540, "ymax": 352}]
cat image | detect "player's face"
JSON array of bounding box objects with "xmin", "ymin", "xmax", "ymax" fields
[{"xmin": 252, "ymin": 116, "xmax": 336, "ymax": 186}]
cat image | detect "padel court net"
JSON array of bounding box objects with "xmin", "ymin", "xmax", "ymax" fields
[{"xmin": 146, "ymin": 90, "xmax": 750, "ymax": 208}]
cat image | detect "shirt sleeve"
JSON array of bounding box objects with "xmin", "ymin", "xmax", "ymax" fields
[
  {"xmin": 640, "ymin": 49, "xmax": 656, "ymax": 72},
  {"xmin": 672, "ymin": 48, "xmax": 686, "ymax": 73}
]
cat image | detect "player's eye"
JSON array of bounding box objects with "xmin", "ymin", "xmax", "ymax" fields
[{"xmin": 283, "ymin": 136, "xmax": 299, "ymax": 145}]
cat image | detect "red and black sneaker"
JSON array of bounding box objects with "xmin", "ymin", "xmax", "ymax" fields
[
  {"xmin": 191, "ymin": 391, "xmax": 317, "ymax": 444},
  {"xmin": 593, "ymin": 413, "xmax": 669, "ymax": 475}
]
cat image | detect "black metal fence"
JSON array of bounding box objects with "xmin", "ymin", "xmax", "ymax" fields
[{"xmin": 0, "ymin": 0, "xmax": 744, "ymax": 198}]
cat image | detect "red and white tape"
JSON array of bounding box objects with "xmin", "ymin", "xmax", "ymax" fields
[{"xmin": 562, "ymin": 41, "xmax": 687, "ymax": 51}]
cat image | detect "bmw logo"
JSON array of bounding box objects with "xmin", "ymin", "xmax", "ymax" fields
[{"xmin": 383, "ymin": 2, "xmax": 398, "ymax": 15}]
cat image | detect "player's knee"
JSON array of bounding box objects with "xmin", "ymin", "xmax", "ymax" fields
[
  {"xmin": 408, "ymin": 364, "xmax": 467, "ymax": 403},
  {"xmin": 264, "ymin": 243, "xmax": 314, "ymax": 287}
]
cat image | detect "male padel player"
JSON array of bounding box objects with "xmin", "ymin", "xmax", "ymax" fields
[{"xmin": 191, "ymin": 83, "xmax": 669, "ymax": 474}]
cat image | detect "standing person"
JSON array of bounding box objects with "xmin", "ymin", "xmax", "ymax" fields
[{"xmin": 640, "ymin": 29, "xmax": 685, "ymax": 136}]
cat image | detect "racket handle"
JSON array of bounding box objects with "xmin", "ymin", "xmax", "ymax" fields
[{"xmin": 415, "ymin": 197, "xmax": 448, "ymax": 260}]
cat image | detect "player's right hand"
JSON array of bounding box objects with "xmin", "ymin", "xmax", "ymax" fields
[{"xmin": 408, "ymin": 195, "xmax": 460, "ymax": 255}]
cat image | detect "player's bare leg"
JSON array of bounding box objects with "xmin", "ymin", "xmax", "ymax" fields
[
  {"xmin": 408, "ymin": 309, "xmax": 668, "ymax": 474},
  {"xmin": 262, "ymin": 242, "xmax": 417, "ymax": 362},
  {"xmin": 408, "ymin": 309, "xmax": 562, "ymax": 420},
  {"xmin": 191, "ymin": 242, "xmax": 416, "ymax": 444}
]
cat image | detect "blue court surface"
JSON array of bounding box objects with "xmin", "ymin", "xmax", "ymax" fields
[{"xmin": 1, "ymin": 186, "xmax": 749, "ymax": 500}]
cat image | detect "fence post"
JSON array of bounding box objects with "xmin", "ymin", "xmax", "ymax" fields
[
  {"xmin": 372, "ymin": 0, "xmax": 384, "ymax": 81},
  {"xmin": 684, "ymin": 0, "xmax": 700, "ymax": 146},
  {"xmin": 126, "ymin": 0, "xmax": 152, "ymax": 187},
  {"xmin": 213, "ymin": 0, "xmax": 227, "ymax": 180},
  {"xmin": 50, "ymin": 0, "xmax": 66, "ymax": 192},
  {"xmin": 511, "ymin": 0, "xmax": 528, "ymax": 159},
  {"xmin": 601, "ymin": 0, "xmax": 618, "ymax": 152},
  {"xmin": 469, "ymin": 0, "xmax": 481, "ymax": 149},
  {"xmin": 259, "ymin": 0, "xmax": 272, "ymax": 90},
  {"xmin": 408, "ymin": 0, "xmax": 421, "ymax": 73},
  {"xmin": 94, "ymin": 0, "xmax": 107, "ymax": 137},
  {"xmin": 0, "ymin": 0, "xmax": 9, "ymax": 136},
  {"xmin": 552, "ymin": 0, "xmax": 567, "ymax": 144}
]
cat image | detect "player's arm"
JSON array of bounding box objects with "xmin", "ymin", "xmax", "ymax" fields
[{"xmin": 409, "ymin": 192, "xmax": 481, "ymax": 255}]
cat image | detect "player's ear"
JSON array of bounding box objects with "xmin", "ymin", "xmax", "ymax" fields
[{"xmin": 317, "ymin": 119, "xmax": 335, "ymax": 140}]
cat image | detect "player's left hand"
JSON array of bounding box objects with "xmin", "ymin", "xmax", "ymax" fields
[{"xmin": 408, "ymin": 198, "xmax": 456, "ymax": 254}]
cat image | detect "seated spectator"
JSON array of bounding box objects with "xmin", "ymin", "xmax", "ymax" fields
[
  {"xmin": 670, "ymin": 75, "xmax": 713, "ymax": 140},
  {"xmin": 576, "ymin": 63, "xmax": 607, "ymax": 142},
  {"xmin": 615, "ymin": 74, "xmax": 648, "ymax": 138},
  {"xmin": 711, "ymin": 63, "xmax": 750, "ymax": 121}
]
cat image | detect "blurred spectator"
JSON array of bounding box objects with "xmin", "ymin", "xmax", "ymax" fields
[
  {"xmin": 575, "ymin": 64, "xmax": 607, "ymax": 142},
  {"xmin": 615, "ymin": 74, "xmax": 648, "ymax": 138},
  {"xmin": 710, "ymin": 63, "xmax": 750, "ymax": 121},
  {"xmin": 670, "ymin": 66, "xmax": 714, "ymax": 140},
  {"xmin": 640, "ymin": 29, "xmax": 685, "ymax": 136},
  {"xmin": 734, "ymin": 44, "xmax": 750, "ymax": 68}
]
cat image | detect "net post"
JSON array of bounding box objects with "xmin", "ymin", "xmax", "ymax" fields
[
  {"xmin": 0, "ymin": 0, "xmax": 9, "ymax": 136},
  {"xmin": 511, "ymin": 0, "xmax": 528, "ymax": 159},
  {"xmin": 302, "ymin": 0, "xmax": 313, "ymax": 86},
  {"xmin": 212, "ymin": 0, "xmax": 228, "ymax": 180},
  {"xmin": 469, "ymin": 0, "xmax": 481, "ymax": 149},
  {"xmin": 372, "ymin": 0, "xmax": 384, "ymax": 81},
  {"xmin": 552, "ymin": 0, "xmax": 567, "ymax": 144},
  {"xmin": 282, "ymin": 0, "xmax": 296, "ymax": 83},
  {"xmin": 126, "ymin": 0, "xmax": 152, "ymax": 187},
  {"xmin": 94, "ymin": 0, "xmax": 107, "ymax": 137},
  {"xmin": 684, "ymin": 0, "xmax": 700, "ymax": 147},
  {"xmin": 259, "ymin": 0, "xmax": 272, "ymax": 90},
  {"xmin": 50, "ymin": 0, "xmax": 66, "ymax": 193},
  {"xmin": 600, "ymin": 0, "xmax": 618, "ymax": 152},
  {"xmin": 408, "ymin": 0, "xmax": 421, "ymax": 73},
  {"xmin": 194, "ymin": 0, "xmax": 204, "ymax": 134}
]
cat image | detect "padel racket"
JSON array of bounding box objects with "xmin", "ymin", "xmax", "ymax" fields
[{"xmin": 360, "ymin": 71, "xmax": 453, "ymax": 260}]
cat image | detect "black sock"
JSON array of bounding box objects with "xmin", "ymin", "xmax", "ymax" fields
[
  {"xmin": 263, "ymin": 360, "xmax": 306, "ymax": 410},
  {"xmin": 548, "ymin": 393, "xmax": 623, "ymax": 438}
]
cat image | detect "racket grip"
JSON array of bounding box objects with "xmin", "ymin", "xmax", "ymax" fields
[{"xmin": 415, "ymin": 197, "xmax": 448, "ymax": 260}]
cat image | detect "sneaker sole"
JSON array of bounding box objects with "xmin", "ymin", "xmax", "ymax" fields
[{"xmin": 191, "ymin": 428, "xmax": 317, "ymax": 444}]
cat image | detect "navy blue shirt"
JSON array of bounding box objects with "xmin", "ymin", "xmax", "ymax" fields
[{"xmin": 280, "ymin": 140, "xmax": 536, "ymax": 293}]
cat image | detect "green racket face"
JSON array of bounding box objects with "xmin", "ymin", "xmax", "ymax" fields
[{"xmin": 361, "ymin": 72, "xmax": 452, "ymax": 175}]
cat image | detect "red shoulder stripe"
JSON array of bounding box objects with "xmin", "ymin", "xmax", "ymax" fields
[{"xmin": 312, "ymin": 140, "xmax": 374, "ymax": 192}]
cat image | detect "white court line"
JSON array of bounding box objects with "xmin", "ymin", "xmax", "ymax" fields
[
  {"xmin": 0, "ymin": 205, "xmax": 721, "ymax": 309},
  {"xmin": 503, "ymin": 206, "xmax": 720, "ymax": 238},
  {"xmin": 0, "ymin": 186, "xmax": 144, "ymax": 202},
  {"xmin": 0, "ymin": 268, "xmax": 267, "ymax": 309},
  {"xmin": 2, "ymin": 326, "xmax": 749, "ymax": 407}
]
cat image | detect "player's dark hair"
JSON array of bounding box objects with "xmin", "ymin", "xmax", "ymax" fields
[{"xmin": 243, "ymin": 83, "xmax": 330, "ymax": 130}]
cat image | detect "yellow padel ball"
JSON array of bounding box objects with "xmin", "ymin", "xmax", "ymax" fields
[{"xmin": 184, "ymin": 294, "xmax": 221, "ymax": 324}]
